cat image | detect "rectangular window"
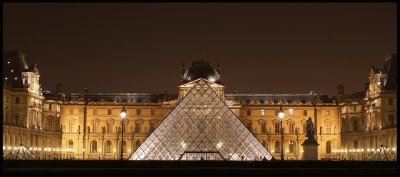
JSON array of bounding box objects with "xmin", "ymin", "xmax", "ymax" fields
[
  {"xmin": 137, "ymin": 109, "xmax": 141, "ymax": 116},
  {"xmin": 302, "ymin": 123, "xmax": 307, "ymax": 134},
  {"xmin": 352, "ymin": 120, "xmax": 358, "ymax": 132},
  {"xmin": 134, "ymin": 123, "xmax": 140, "ymax": 133},
  {"xmin": 289, "ymin": 122, "xmax": 295, "ymax": 134},
  {"xmin": 108, "ymin": 109, "xmax": 112, "ymax": 115},
  {"xmin": 151, "ymin": 109, "xmax": 155, "ymax": 116},
  {"xmin": 324, "ymin": 122, "xmax": 331, "ymax": 134},
  {"xmin": 15, "ymin": 97, "xmax": 20, "ymax": 104},
  {"xmin": 246, "ymin": 110, "xmax": 251, "ymax": 116},
  {"xmin": 49, "ymin": 104, "xmax": 52, "ymax": 111},
  {"xmin": 92, "ymin": 122, "xmax": 98, "ymax": 133},
  {"xmin": 260, "ymin": 109, "xmax": 265, "ymax": 116},
  {"xmin": 275, "ymin": 122, "xmax": 281, "ymax": 134},
  {"xmin": 93, "ymin": 109, "xmax": 98, "ymax": 115},
  {"xmin": 326, "ymin": 110, "xmax": 330, "ymax": 116},
  {"xmin": 353, "ymin": 106, "xmax": 357, "ymax": 112},
  {"xmin": 388, "ymin": 98, "xmax": 393, "ymax": 106},
  {"xmin": 261, "ymin": 122, "xmax": 267, "ymax": 133},
  {"xmin": 70, "ymin": 109, "xmax": 74, "ymax": 115},
  {"xmin": 69, "ymin": 122, "xmax": 74, "ymax": 133},
  {"xmin": 275, "ymin": 110, "xmax": 279, "ymax": 116},
  {"xmin": 303, "ymin": 110, "xmax": 307, "ymax": 116},
  {"xmin": 48, "ymin": 119, "xmax": 52, "ymax": 131},
  {"xmin": 288, "ymin": 109, "xmax": 294, "ymax": 116},
  {"xmin": 106, "ymin": 123, "xmax": 112, "ymax": 133}
]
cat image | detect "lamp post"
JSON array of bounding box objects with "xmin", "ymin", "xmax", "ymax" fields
[
  {"xmin": 120, "ymin": 106, "xmax": 127, "ymax": 160},
  {"xmin": 278, "ymin": 107, "xmax": 285, "ymax": 160}
]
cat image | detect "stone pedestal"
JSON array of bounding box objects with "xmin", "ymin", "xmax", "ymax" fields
[{"xmin": 302, "ymin": 139, "xmax": 319, "ymax": 160}]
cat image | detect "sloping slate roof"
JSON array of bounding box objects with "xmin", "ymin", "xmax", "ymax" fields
[
  {"xmin": 3, "ymin": 51, "xmax": 29, "ymax": 88},
  {"xmin": 68, "ymin": 92, "xmax": 178, "ymax": 103},
  {"xmin": 383, "ymin": 54, "xmax": 397, "ymax": 90},
  {"xmin": 225, "ymin": 94, "xmax": 333, "ymax": 104}
]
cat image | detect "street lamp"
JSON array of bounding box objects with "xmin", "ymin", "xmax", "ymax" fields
[
  {"xmin": 120, "ymin": 106, "xmax": 127, "ymax": 160},
  {"xmin": 278, "ymin": 107, "xmax": 285, "ymax": 160}
]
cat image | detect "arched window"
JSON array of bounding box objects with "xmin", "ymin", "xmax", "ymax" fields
[
  {"xmin": 91, "ymin": 140, "xmax": 97, "ymax": 153},
  {"xmin": 67, "ymin": 140, "xmax": 73, "ymax": 149},
  {"xmin": 326, "ymin": 141, "xmax": 332, "ymax": 154},
  {"xmin": 105, "ymin": 140, "xmax": 112, "ymax": 153},
  {"xmin": 289, "ymin": 141, "xmax": 295, "ymax": 153},
  {"xmin": 275, "ymin": 141, "xmax": 281, "ymax": 153}
]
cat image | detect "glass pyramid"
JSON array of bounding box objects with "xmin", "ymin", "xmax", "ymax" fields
[
  {"xmin": 4, "ymin": 144, "xmax": 38, "ymax": 160},
  {"xmin": 129, "ymin": 79, "xmax": 273, "ymax": 161}
]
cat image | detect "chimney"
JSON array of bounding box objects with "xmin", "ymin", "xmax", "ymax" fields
[{"xmin": 337, "ymin": 84, "xmax": 344, "ymax": 102}]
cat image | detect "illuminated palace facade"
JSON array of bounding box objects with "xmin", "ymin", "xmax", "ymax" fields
[{"xmin": 2, "ymin": 51, "xmax": 397, "ymax": 160}]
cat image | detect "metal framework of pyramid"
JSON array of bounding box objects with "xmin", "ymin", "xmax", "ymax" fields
[
  {"xmin": 129, "ymin": 79, "xmax": 273, "ymax": 161},
  {"xmin": 365, "ymin": 144, "xmax": 397, "ymax": 161},
  {"xmin": 4, "ymin": 144, "xmax": 38, "ymax": 160}
]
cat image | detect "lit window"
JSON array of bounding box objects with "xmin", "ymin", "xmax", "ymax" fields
[
  {"xmin": 108, "ymin": 109, "xmax": 112, "ymax": 115},
  {"xmin": 326, "ymin": 110, "xmax": 330, "ymax": 116},
  {"xmin": 288, "ymin": 109, "xmax": 294, "ymax": 116},
  {"xmin": 260, "ymin": 109, "xmax": 265, "ymax": 116},
  {"xmin": 11, "ymin": 70, "xmax": 14, "ymax": 73},
  {"xmin": 303, "ymin": 110, "xmax": 307, "ymax": 116},
  {"xmin": 137, "ymin": 109, "xmax": 141, "ymax": 116},
  {"xmin": 14, "ymin": 77, "xmax": 17, "ymax": 80},
  {"xmin": 5, "ymin": 77, "xmax": 8, "ymax": 80},
  {"xmin": 7, "ymin": 61, "xmax": 10, "ymax": 64}
]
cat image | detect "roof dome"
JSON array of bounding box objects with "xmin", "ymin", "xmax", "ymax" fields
[{"xmin": 182, "ymin": 60, "xmax": 221, "ymax": 84}]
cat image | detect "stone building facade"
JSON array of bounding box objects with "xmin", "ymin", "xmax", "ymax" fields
[
  {"xmin": 3, "ymin": 51, "xmax": 62, "ymax": 159},
  {"xmin": 2, "ymin": 52, "xmax": 396, "ymax": 160},
  {"xmin": 338, "ymin": 54, "xmax": 397, "ymax": 160}
]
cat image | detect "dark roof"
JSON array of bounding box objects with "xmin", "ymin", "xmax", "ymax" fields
[
  {"xmin": 68, "ymin": 92, "xmax": 177, "ymax": 103},
  {"xmin": 382, "ymin": 53, "xmax": 397, "ymax": 90},
  {"xmin": 345, "ymin": 90, "xmax": 366, "ymax": 101},
  {"xmin": 225, "ymin": 94, "xmax": 334, "ymax": 104},
  {"xmin": 3, "ymin": 51, "xmax": 29, "ymax": 88},
  {"xmin": 182, "ymin": 60, "xmax": 221, "ymax": 84}
]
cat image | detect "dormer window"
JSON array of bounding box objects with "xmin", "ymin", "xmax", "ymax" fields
[
  {"xmin": 10, "ymin": 70, "xmax": 14, "ymax": 73},
  {"xmin": 5, "ymin": 77, "xmax": 8, "ymax": 80},
  {"xmin": 14, "ymin": 77, "xmax": 17, "ymax": 80},
  {"xmin": 7, "ymin": 61, "xmax": 10, "ymax": 64}
]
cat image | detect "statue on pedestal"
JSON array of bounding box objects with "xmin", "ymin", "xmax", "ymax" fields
[{"xmin": 304, "ymin": 117, "xmax": 318, "ymax": 144}]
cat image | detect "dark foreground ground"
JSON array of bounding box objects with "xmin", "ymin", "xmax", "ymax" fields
[{"xmin": 3, "ymin": 160, "xmax": 398, "ymax": 176}]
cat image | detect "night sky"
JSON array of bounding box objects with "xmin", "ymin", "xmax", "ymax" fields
[{"xmin": 3, "ymin": 3, "xmax": 396, "ymax": 96}]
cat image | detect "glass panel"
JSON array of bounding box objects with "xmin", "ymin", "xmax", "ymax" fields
[{"xmin": 129, "ymin": 79, "xmax": 273, "ymax": 161}]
